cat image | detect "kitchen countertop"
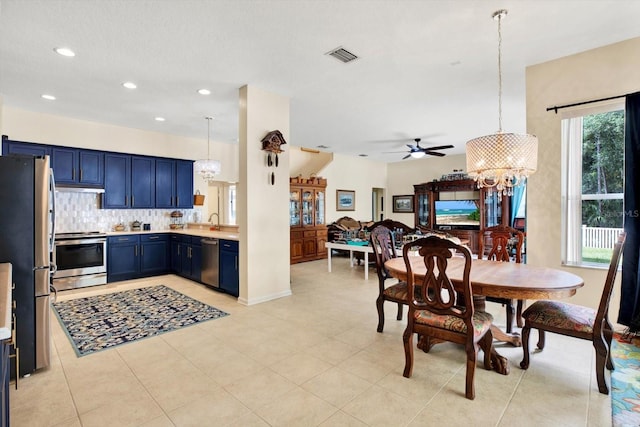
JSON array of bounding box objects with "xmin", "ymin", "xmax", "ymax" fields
[
  {"xmin": 0, "ymin": 263, "xmax": 12, "ymax": 340},
  {"xmin": 106, "ymin": 228, "xmax": 239, "ymax": 241}
]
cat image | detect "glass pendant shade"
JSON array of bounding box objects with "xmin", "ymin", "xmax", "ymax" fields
[
  {"xmin": 195, "ymin": 116, "xmax": 221, "ymax": 182},
  {"xmin": 194, "ymin": 159, "xmax": 221, "ymax": 181},
  {"xmin": 465, "ymin": 9, "xmax": 538, "ymax": 195},
  {"xmin": 410, "ymin": 151, "xmax": 426, "ymax": 159},
  {"xmin": 466, "ymin": 132, "xmax": 537, "ymax": 195}
]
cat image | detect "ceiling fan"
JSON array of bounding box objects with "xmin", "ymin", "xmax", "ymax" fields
[{"xmin": 386, "ymin": 138, "xmax": 454, "ymax": 160}]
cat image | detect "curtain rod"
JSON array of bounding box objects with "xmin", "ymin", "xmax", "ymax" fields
[{"xmin": 546, "ymin": 93, "xmax": 630, "ymax": 114}]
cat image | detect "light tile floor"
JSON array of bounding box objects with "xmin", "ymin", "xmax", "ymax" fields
[{"xmin": 10, "ymin": 257, "xmax": 612, "ymax": 426}]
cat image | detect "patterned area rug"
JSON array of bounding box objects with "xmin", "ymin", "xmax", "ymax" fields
[
  {"xmin": 611, "ymin": 333, "xmax": 640, "ymax": 426},
  {"xmin": 53, "ymin": 285, "xmax": 229, "ymax": 356}
]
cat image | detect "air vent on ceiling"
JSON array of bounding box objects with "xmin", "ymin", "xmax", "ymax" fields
[
  {"xmin": 317, "ymin": 145, "xmax": 329, "ymax": 149},
  {"xmin": 326, "ymin": 47, "xmax": 358, "ymax": 63}
]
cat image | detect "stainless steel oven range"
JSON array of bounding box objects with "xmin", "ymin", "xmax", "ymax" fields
[{"xmin": 53, "ymin": 231, "xmax": 107, "ymax": 291}]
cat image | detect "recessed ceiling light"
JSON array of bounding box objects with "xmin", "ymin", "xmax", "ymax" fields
[
  {"xmin": 154, "ymin": 117, "xmax": 165, "ymax": 122},
  {"xmin": 197, "ymin": 89, "xmax": 211, "ymax": 95},
  {"xmin": 358, "ymin": 154, "xmax": 368, "ymax": 157},
  {"xmin": 41, "ymin": 94, "xmax": 56, "ymax": 100},
  {"xmin": 122, "ymin": 82, "xmax": 137, "ymax": 89},
  {"xmin": 54, "ymin": 47, "xmax": 75, "ymax": 57}
]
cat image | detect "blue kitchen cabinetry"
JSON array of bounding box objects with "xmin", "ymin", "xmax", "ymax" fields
[
  {"xmin": 2, "ymin": 137, "xmax": 193, "ymax": 209},
  {"xmin": 180, "ymin": 236, "xmax": 202, "ymax": 282},
  {"xmin": 104, "ymin": 154, "xmax": 155, "ymax": 209},
  {"xmin": 1, "ymin": 137, "xmax": 50, "ymax": 157},
  {"xmin": 107, "ymin": 234, "xmax": 169, "ymax": 282},
  {"xmin": 51, "ymin": 147, "xmax": 104, "ymax": 187},
  {"xmin": 156, "ymin": 159, "xmax": 194, "ymax": 209},
  {"xmin": 170, "ymin": 235, "xmax": 201, "ymax": 282},
  {"xmin": 219, "ymin": 239, "xmax": 239, "ymax": 296}
]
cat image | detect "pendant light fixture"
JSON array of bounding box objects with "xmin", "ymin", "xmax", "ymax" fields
[
  {"xmin": 465, "ymin": 9, "xmax": 538, "ymax": 195},
  {"xmin": 194, "ymin": 116, "xmax": 221, "ymax": 182}
]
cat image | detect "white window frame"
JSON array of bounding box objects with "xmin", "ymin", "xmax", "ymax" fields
[{"xmin": 561, "ymin": 100, "xmax": 624, "ymax": 267}]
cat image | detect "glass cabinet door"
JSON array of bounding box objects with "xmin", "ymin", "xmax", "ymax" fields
[
  {"xmin": 483, "ymin": 190, "xmax": 502, "ymax": 227},
  {"xmin": 289, "ymin": 190, "xmax": 301, "ymax": 226},
  {"xmin": 302, "ymin": 190, "xmax": 314, "ymax": 226},
  {"xmin": 417, "ymin": 193, "xmax": 429, "ymax": 226},
  {"xmin": 315, "ymin": 190, "xmax": 325, "ymax": 225}
]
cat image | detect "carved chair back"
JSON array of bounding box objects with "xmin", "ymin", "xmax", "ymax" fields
[
  {"xmin": 369, "ymin": 225, "xmax": 399, "ymax": 287},
  {"xmin": 479, "ymin": 225, "xmax": 524, "ymax": 263}
]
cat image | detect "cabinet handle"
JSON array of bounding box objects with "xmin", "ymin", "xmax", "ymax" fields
[
  {"xmin": 72, "ymin": 168, "xmax": 75, "ymax": 180},
  {"xmin": 149, "ymin": 236, "xmax": 159, "ymax": 240},
  {"xmin": 141, "ymin": 246, "xmax": 144, "ymax": 256},
  {"xmin": 176, "ymin": 196, "xmax": 179, "ymax": 206},
  {"xmin": 132, "ymin": 195, "xmax": 135, "ymax": 207},
  {"xmin": 79, "ymin": 169, "xmax": 83, "ymax": 181},
  {"xmin": 177, "ymin": 246, "xmax": 180, "ymax": 255},
  {"xmin": 135, "ymin": 245, "xmax": 138, "ymax": 257},
  {"xmin": 235, "ymin": 255, "xmax": 238, "ymax": 270}
]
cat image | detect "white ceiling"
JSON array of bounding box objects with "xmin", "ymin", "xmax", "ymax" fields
[{"xmin": 1, "ymin": 0, "xmax": 639, "ymax": 162}]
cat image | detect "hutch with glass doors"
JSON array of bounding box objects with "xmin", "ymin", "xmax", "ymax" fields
[
  {"xmin": 289, "ymin": 177, "xmax": 327, "ymax": 263},
  {"xmin": 413, "ymin": 178, "xmax": 511, "ymax": 254}
]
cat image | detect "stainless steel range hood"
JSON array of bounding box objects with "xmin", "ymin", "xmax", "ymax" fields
[{"xmin": 55, "ymin": 186, "xmax": 105, "ymax": 193}]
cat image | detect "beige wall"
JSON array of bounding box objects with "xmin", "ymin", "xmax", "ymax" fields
[
  {"xmin": 526, "ymin": 36, "xmax": 640, "ymax": 322},
  {"xmin": 238, "ymin": 85, "xmax": 291, "ymax": 305},
  {"xmin": 316, "ymin": 153, "xmax": 387, "ymax": 223}
]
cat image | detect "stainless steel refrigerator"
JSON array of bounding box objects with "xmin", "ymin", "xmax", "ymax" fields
[{"xmin": 0, "ymin": 154, "xmax": 54, "ymax": 376}]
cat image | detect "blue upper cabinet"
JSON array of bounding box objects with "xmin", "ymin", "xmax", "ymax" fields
[
  {"xmin": 2, "ymin": 137, "xmax": 51, "ymax": 157},
  {"xmin": 78, "ymin": 150, "xmax": 104, "ymax": 186},
  {"xmin": 131, "ymin": 156, "xmax": 155, "ymax": 208},
  {"xmin": 104, "ymin": 153, "xmax": 131, "ymax": 208},
  {"xmin": 105, "ymin": 154, "xmax": 155, "ymax": 209},
  {"xmin": 155, "ymin": 159, "xmax": 176, "ymax": 208},
  {"xmin": 155, "ymin": 158, "xmax": 193, "ymax": 209},
  {"xmin": 52, "ymin": 147, "xmax": 104, "ymax": 187},
  {"xmin": 176, "ymin": 160, "xmax": 194, "ymax": 208}
]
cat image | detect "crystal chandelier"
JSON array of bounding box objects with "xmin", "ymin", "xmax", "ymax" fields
[
  {"xmin": 194, "ymin": 116, "xmax": 221, "ymax": 182},
  {"xmin": 466, "ymin": 9, "xmax": 538, "ymax": 196}
]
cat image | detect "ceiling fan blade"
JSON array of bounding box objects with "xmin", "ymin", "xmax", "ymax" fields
[
  {"xmin": 424, "ymin": 144, "xmax": 454, "ymax": 151},
  {"xmin": 406, "ymin": 144, "xmax": 417, "ymax": 150},
  {"xmin": 402, "ymin": 154, "xmax": 411, "ymax": 160},
  {"xmin": 424, "ymin": 151, "xmax": 446, "ymax": 157}
]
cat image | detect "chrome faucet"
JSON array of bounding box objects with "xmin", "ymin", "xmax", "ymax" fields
[{"xmin": 208, "ymin": 212, "xmax": 219, "ymax": 228}]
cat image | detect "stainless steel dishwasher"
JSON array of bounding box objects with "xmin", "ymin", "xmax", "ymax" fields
[{"xmin": 201, "ymin": 238, "xmax": 219, "ymax": 288}]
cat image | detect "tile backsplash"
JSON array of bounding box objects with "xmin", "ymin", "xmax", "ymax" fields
[{"xmin": 55, "ymin": 191, "xmax": 200, "ymax": 233}]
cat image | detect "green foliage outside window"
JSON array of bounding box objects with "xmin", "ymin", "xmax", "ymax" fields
[{"xmin": 582, "ymin": 111, "xmax": 624, "ymax": 228}]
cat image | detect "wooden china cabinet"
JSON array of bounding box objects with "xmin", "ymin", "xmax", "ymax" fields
[
  {"xmin": 413, "ymin": 178, "xmax": 510, "ymax": 254},
  {"xmin": 289, "ymin": 177, "xmax": 328, "ymax": 264}
]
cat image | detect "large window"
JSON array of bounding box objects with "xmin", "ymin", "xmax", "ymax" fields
[{"xmin": 562, "ymin": 104, "xmax": 624, "ymax": 266}]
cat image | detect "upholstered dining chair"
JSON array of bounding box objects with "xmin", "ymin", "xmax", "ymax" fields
[
  {"xmin": 519, "ymin": 232, "xmax": 626, "ymax": 394},
  {"xmin": 402, "ymin": 236, "xmax": 494, "ymax": 400},
  {"xmin": 369, "ymin": 225, "xmax": 408, "ymax": 333},
  {"xmin": 478, "ymin": 225, "xmax": 525, "ymax": 333}
]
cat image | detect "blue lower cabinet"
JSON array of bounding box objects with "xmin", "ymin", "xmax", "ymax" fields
[
  {"xmin": 220, "ymin": 240, "xmax": 239, "ymax": 297},
  {"xmin": 170, "ymin": 235, "xmax": 182, "ymax": 273},
  {"xmin": 140, "ymin": 234, "xmax": 169, "ymax": 276},
  {"xmin": 107, "ymin": 235, "xmax": 139, "ymax": 282},
  {"xmin": 173, "ymin": 234, "xmax": 202, "ymax": 282},
  {"xmin": 108, "ymin": 234, "xmax": 168, "ymax": 282}
]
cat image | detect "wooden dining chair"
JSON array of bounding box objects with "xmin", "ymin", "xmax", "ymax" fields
[
  {"xmin": 402, "ymin": 236, "xmax": 494, "ymax": 400},
  {"xmin": 478, "ymin": 225, "xmax": 525, "ymax": 333},
  {"xmin": 519, "ymin": 232, "xmax": 626, "ymax": 394},
  {"xmin": 369, "ymin": 225, "xmax": 408, "ymax": 332}
]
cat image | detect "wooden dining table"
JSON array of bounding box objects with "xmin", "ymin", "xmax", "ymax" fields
[{"xmin": 384, "ymin": 256, "xmax": 584, "ymax": 374}]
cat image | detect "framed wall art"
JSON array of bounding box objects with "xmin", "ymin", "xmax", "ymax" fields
[
  {"xmin": 336, "ymin": 189, "xmax": 355, "ymax": 211},
  {"xmin": 392, "ymin": 195, "xmax": 414, "ymax": 213}
]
